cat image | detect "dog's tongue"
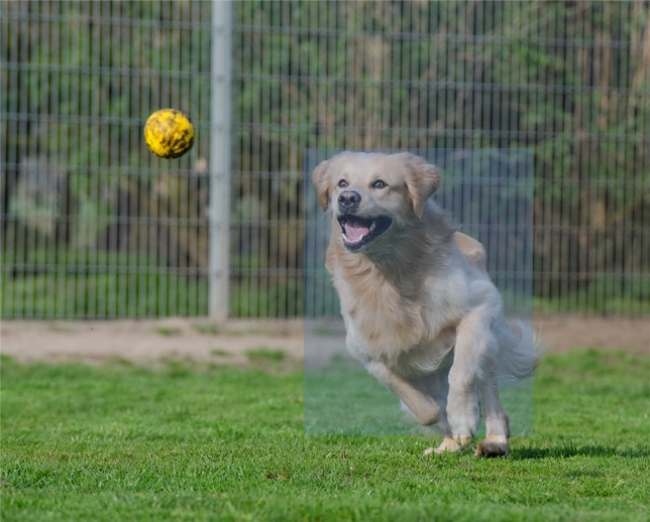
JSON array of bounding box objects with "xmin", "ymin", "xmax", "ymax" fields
[{"xmin": 344, "ymin": 217, "xmax": 370, "ymax": 241}]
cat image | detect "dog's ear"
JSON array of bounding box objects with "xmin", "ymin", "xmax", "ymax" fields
[
  {"xmin": 401, "ymin": 153, "xmax": 441, "ymax": 218},
  {"xmin": 311, "ymin": 159, "xmax": 331, "ymax": 212}
]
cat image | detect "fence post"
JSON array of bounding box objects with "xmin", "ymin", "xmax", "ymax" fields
[{"xmin": 209, "ymin": 0, "xmax": 232, "ymax": 320}]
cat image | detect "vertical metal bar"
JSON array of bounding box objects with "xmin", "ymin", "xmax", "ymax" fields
[{"xmin": 209, "ymin": 0, "xmax": 232, "ymax": 320}]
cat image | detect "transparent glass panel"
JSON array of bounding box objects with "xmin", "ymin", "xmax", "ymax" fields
[{"xmin": 304, "ymin": 149, "xmax": 533, "ymax": 437}]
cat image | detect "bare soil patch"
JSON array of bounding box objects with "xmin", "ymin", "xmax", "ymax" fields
[
  {"xmin": 0, "ymin": 318, "xmax": 304, "ymax": 367},
  {"xmin": 1, "ymin": 315, "xmax": 647, "ymax": 367},
  {"xmin": 533, "ymin": 314, "xmax": 649, "ymax": 357}
]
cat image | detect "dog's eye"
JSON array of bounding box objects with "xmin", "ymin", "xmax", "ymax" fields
[
  {"xmin": 372, "ymin": 180, "xmax": 387, "ymax": 189},
  {"xmin": 338, "ymin": 179, "xmax": 348, "ymax": 188}
]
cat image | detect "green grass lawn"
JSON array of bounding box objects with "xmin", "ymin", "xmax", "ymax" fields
[
  {"xmin": 305, "ymin": 358, "xmax": 534, "ymax": 436},
  {"xmin": 1, "ymin": 350, "xmax": 649, "ymax": 521}
]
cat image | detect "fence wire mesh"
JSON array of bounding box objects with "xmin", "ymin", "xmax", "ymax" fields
[{"xmin": 1, "ymin": 0, "xmax": 649, "ymax": 319}]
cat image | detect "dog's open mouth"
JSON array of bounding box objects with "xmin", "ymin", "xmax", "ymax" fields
[{"xmin": 337, "ymin": 215, "xmax": 392, "ymax": 251}]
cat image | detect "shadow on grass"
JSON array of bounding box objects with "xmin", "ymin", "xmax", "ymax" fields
[{"xmin": 512, "ymin": 444, "xmax": 649, "ymax": 460}]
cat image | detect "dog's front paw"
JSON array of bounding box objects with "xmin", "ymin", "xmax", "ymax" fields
[
  {"xmin": 453, "ymin": 435, "xmax": 473, "ymax": 448},
  {"xmin": 431, "ymin": 436, "xmax": 462, "ymax": 454},
  {"xmin": 475, "ymin": 436, "xmax": 509, "ymax": 457}
]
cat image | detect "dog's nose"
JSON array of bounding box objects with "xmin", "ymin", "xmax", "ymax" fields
[{"xmin": 338, "ymin": 190, "xmax": 361, "ymax": 212}]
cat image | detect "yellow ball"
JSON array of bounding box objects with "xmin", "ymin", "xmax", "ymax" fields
[{"xmin": 144, "ymin": 108, "xmax": 195, "ymax": 159}]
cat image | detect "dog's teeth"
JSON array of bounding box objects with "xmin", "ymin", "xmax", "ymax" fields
[
  {"xmin": 345, "ymin": 233, "xmax": 366, "ymax": 244},
  {"xmin": 369, "ymin": 222, "xmax": 376, "ymax": 231}
]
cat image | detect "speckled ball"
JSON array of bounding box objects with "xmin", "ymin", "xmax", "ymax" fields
[{"xmin": 144, "ymin": 108, "xmax": 195, "ymax": 159}]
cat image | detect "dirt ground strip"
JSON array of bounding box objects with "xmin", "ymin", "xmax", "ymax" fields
[
  {"xmin": 0, "ymin": 315, "xmax": 648, "ymax": 367},
  {"xmin": 0, "ymin": 318, "xmax": 304, "ymax": 367}
]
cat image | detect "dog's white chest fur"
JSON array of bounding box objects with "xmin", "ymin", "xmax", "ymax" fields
[{"xmin": 334, "ymin": 254, "xmax": 477, "ymax": 378}]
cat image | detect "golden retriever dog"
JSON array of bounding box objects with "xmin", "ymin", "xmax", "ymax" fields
[{"xmin": 312, "ymin": 151, "xmax": 535, "ymax": 457}]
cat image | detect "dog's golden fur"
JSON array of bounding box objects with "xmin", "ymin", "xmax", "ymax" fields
[{"xmin": 312, "ymin": 151, "xmax": 535, "ymax": 456}]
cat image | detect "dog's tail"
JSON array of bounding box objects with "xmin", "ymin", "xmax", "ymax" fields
[{"xmin": 495, "ymin": 318, "xmax": 543, "ymax": 386}]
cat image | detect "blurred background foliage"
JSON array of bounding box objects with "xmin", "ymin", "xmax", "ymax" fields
[{"xmin": 1, "ymin": 0, "xmax": 649, "ymax": 317}]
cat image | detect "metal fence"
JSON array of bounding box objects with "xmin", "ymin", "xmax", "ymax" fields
[{"xmin": 1, "ymin": 0, "xmax": 649, "ymax": 319}]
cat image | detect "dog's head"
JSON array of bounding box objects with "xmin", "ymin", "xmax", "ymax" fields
[{"xmin": 311, "ymin": 152, "xmax": 440, "ymax": 252}]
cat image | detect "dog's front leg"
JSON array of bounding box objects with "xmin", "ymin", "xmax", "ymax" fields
[
  {"xmin": 365, "ymin": 360, "xmax": 444, "ymax": 428},
  {"xmin": 447, "ymin": 310, "xmax": 496, "ymax": 448}
]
